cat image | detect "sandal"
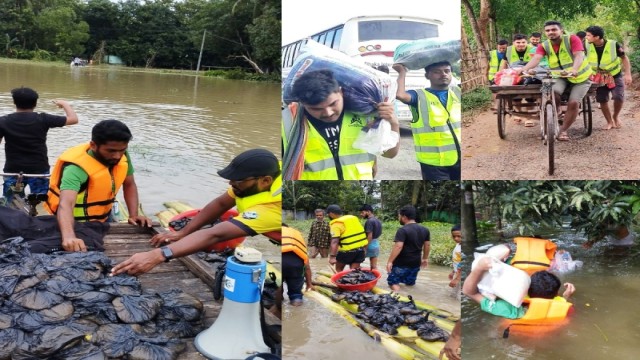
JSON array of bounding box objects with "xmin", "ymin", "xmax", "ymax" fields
[{"xmin": 558, "ymin": 132, "xmax": 570, "ymax": 141}]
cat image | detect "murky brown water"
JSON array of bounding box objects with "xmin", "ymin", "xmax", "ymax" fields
[
  {"xmin": 0, "ymin": 61, "xmax": 280, "ymax": 216},
  {"xmin": 463, "ymin": 232, "xmax": 640, "ymax": 359},
  {"xmin": 282, "ymin": 253, "xmax": 461, "ymax": 359}
]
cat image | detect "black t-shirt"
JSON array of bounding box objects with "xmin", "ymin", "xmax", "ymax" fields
[
  {"xmin": 306, "ymin": 111, "xmax": 344, "ymax": 179},
  {"xmin": 393, "ymin": 223, "xmax": 430, "ymax": 267},
  {"xmin": 515, "ymin": 49, "xmax": 528, "ymax": 62},
  {"xmin": 594, "ymin": 40, "xmax": 625, "ymax": 78},
  {"xmin": 0, "ymin": 112, "xmax": 66, "ymax": 172},
  {"xmin": 364, "ymin": 216, "xmax": 383, "ymax": 239}
]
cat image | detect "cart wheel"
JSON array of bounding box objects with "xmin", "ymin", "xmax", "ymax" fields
[
  {"xmin": 583, "ymin": 96, "xmax": 593, "ymax": 136},
  {"xmin": 545, "ymin": 102, "xmax": 555, "ymax": 175},
  {"xmin": 497, "ymin": 97, "xmax": 506, "ymax": 139}
]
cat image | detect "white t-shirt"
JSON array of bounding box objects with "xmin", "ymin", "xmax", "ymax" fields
[{"xmin": 452, "ymin": 243, "xmax": 462, "ymax": 271}]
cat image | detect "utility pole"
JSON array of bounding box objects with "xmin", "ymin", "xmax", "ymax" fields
[{"xmin": 196, "ymin": 30, "xmax": 206, "ymax": 74}]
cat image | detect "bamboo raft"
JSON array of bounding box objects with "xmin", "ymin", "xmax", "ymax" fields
[{"xmin": 103, "ymin": 223, "xmax": 280, "ymax": 359}]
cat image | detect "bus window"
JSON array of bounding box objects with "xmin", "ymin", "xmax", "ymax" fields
[
  {"xmin": 318, "ymin": 32, "xmax": 327, "ymax": 45},
  {"xmin": 325, "ymin": 30, "xmax": 336, "ymax": 47},
  {"xmin": 332, "ymin": 27, "xmax": 343, "ymax": 49},
  {"xmin": 282, "ymin": 46, "xmax": 290, "ymax": 67},
  {"xmin": 358, "ymin": 20, "xmax": 438, "ymax": 41},
  {"xmin": 311, "ymin": 34, "xmax": 321, "ymax": 42}
]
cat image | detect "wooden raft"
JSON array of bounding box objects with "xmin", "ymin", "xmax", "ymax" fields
[{"xmin": 103, "ymin": 223, "xmax": 280, "ymax": 360}]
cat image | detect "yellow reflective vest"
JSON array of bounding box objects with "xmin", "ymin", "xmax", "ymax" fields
[
  {"xmin": 586, "ymin": 40, "xmax": 622, "ymax": 76},
  {"xmin": 410, "ymin": 87, "xmax": 461, "ymax": 166},
  {"xmin": 44, "ymin": 143, "xmax": 128, "ymax": 222},
  {"xmin": 541, "ymin": 35, "xmax": 592, "ymax": 83},
  {"xmin": 488, "ymin": 50, "xmax": 501, "ymax": 81},
  {"xmin": 505, "ymin": 45, "xmax": 533, "ymax": 65},
  {"xmin": 282, "ymin": 226, "xmax": 308, "ymax": 264},
  {"xmin": 330, "ymin": 215, "xmax": 368, "ymax": 252},
  {"xmin": 282, "ymin": 104, "xmax": 375, "ymax": 180}
]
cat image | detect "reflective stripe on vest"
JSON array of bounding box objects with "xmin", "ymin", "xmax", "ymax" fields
[
  {"xmin": 282, "ymin": 104, "xmax": 375, "ymax": 180},
  {"xmin": 511, "ymin": 237, "xmax": 557, "ymax": 275},
  {"xmin": 505, "ymin": 45, "xmax": 533, "ymax": 64},
  {"xmin": 235, "ymin": 168, "xmax": 282, "ymax": 213},
  {"xmin": 587, "ymin": 40, "xmax": 621, "ymax": 76},
  {"xmin": 282, "ymin": 226, "xmax": 308, "ymax": 263},
  {"xmin": 330, "ymin": 215, "xmax": 368, "ymax": 251},
  {"xmin": 541, "ymin": 35, "xmax": 592, "ymax": 83},
  {"xmin": 488, "ymin": 50, "xmax": 500, "ymax": 80},
  {"xmin": 411, "ymin": 88, "xmax": 461, "ymax": 166},
  {"xmin": 44, "ymin": 143, "xmax": 128, "ymax": 222}
]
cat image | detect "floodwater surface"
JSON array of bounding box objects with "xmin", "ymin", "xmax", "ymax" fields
[
  {"xmin": 283, "ymin": 253, "xmax": 461, "ymax": 359},
  {"xmin": 0, "ymin": 61, "xmax": 280, "ymax": 215},
  {"xmin": 463, "ymin": 231, "xmax": 640, "ymax": 359}
]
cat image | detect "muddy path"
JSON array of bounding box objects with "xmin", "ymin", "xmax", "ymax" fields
[{"xmin": 462, "ymin": 84, "xmax": 640, "ymax": 179}]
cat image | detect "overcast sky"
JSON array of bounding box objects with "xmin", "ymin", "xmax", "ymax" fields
[{"xmin": 282, "ymin": 0, "xmax": 461, "ymax": 44}]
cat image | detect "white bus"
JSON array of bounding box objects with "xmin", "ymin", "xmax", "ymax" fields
[{"xmin": 282, "ymin": 15, "xmax": 443, "ymax": 122}]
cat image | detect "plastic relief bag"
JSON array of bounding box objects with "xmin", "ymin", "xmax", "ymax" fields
[
  {"xmin": 393, "ymin": 38, "xmax": 461, "ymax": 70},
  {"xmin": 352, "ymin": 119, "xmax": 400, "ymax": 155}
]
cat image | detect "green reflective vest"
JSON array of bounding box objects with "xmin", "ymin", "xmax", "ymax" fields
[
  {"xmin": 541, "ymin": 35, "xmax": 592, "ymax": 83},
  {"xmin": 586, "ymin": 40, "xmax": 621, "ymax": 76},
  {"xmin": 330, "ymin": 215, "xmax": 368, "ymax": 252},
  {"xmin": 505, "ymin": 44, "xmax": 533, "ymax": 65},
  {"xmin": 410, "ymin": 87, "xmax": 461, "ymax": 166},
  {"xmin": 282, "ymin": 104, "xmax": 375, "ymax": 180},
  {"xmin": 488, "ymin": 50, "xmax": 501, "ymax": 81}
]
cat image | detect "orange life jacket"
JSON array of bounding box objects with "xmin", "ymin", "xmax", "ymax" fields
[
  {"xmin": 503, "ymin": 297, "xmax": 573, "ymax": 337},
  {"xmin": 511, "ymin": 237, "xmax": 557, "ymax": 275},
  {"xmin": 282, "ymin": 226, "xmax": 308, "ymax": 263},
  {"xmin": 44, "ymin": 143, "xmax": 128, "ymax": 222}
]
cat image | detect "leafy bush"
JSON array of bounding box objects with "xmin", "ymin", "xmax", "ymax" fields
[
  {"xmin": 629, "ymin": 38, "xmax": 640, "ymax": 74},
  {"xmin": 287, "ymin": 219, "xmax": 456, "ymax": 267},
  {"xmin": 204, "ymin": 68, "xmax": 279, "ymax": 82},
  {"xmin": 462, "ymin": 86, "xmax": 492, "ymax": 112}
]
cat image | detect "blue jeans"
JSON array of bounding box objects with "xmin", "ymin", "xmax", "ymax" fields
[{"xmin": 2, "ymin": 176, "xmax": 50, "ymax": 202}]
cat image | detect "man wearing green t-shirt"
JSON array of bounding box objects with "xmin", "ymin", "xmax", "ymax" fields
[{"xmin": 44, "ymin": 120, "xmax": 152, "ymax": 252}]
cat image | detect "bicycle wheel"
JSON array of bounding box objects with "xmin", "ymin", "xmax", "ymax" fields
[
  {"xmin": 545, "ymin": 102, "xmax": 555, "ymax": 175},
  {"xmin": 582, "ymin": 95, "xmax": 593, "ymax": 136},
  {"xmin": 497, "ymin": 97, "xmax": 506, "ymax": 139}
]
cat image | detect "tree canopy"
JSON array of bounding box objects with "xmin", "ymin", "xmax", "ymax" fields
[{"xmin": 0, "ymin": 0, "xmax": 280, "ymax": 72}]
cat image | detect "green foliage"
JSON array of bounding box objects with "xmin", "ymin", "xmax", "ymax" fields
[
  {"xmin": 462, "ymin": 86, "xmax": 492, "ymax": 112},
  {"xmin": 629, "ymin": 38, "xmax": 640, "ymax": 74},
  {"xmin": 471, "ymin": 181, "xmax": 640, "ymax": 243},
  {"xmin": 287, "ymin": 220, "xmax": 456, "ymax": 267},
  {"xmin": 203, "ymin": 68, "xmax": 279, "ymax": 81}
]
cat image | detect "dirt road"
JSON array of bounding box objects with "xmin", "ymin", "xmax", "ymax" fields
[
  {"xmin": 462, "ymin": 85, "xmax": 640, "ymax": 179},
  {"xmin": 376, "ymin": 128, "xmax": 422, "ymax": 179}
]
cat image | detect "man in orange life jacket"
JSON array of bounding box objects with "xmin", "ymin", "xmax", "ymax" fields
[
  {"xmin": 282, "ymin": 224, "xmax": 314, "ymax": 306},
  {"xmin": 463, "ymin": 256, "xmax": 576, "ymax": 319},
  {"xmin": 111, "ymin": 148, "xmax": 282, "ymax": 276},
  {"xmin": 44, "ymin": 120, "xmax": 152, "ymax": 252}
]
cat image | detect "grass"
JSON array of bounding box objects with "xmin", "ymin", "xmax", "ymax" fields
[
  {"xmin": 287, "ymin": 219, "xmax": 456, "ymax": 267},
  {"xmin": 462, "ymin": 86, "xmax": 492, "ymax": 112}
]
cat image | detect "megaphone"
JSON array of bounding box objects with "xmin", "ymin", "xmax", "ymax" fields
[{"xmin": 195, "ymin": 247, "xmax": 270, "ymax": 359}]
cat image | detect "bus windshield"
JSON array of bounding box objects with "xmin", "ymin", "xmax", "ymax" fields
[{"xmin": 358, "ymin": 20, "xmax": 438, "ymax": 41}]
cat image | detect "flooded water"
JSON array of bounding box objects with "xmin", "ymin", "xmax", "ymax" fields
[
  {"xmin": 463, "ymin": 230, "xmax": 640, "ymax": 359},
  {"xmin": 283, "ymin": 253, "xmax": 461, "ymax": 359},
  {"xmin": 0, "ymin": 61, "xmax": 280, "ymax": 215}
]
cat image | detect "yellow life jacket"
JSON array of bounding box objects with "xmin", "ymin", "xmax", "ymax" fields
[
  {"xmin": 330, "ymin": 215, "xmax": 368, "ymax": 252},
  {"xmin": 541, "ymin": 35, "xmax": 592, "ymax": 83},
  {"xmin": 44, "ymin": 143, "xmax": 128, "ymax": 222},
  {"xmin": 282, "ymin": 104, "xmax": 375, "ymax": 180},
  {"xmin": 282, "ymin": 226, "xmax": 308, "ymax": 264},
  {"xmin": 505, "ymin": 44, "xmax": 533, "ymax": 65},
  {"xmin": 511, "ymin": 237, "xmax": 557, "ymax": 275},
  {"xmin": 234, "ymin": 169, "xmax": 282, "ymax": 213},
  {"xmin": 586, "ymin": 40, "xmax": 622, "ymax": 76},
  {"xmin": 410, "ymin": 87, "xmax": 461, "ymax": 166},
  {"xmin": 488, "ymin": 50, "xmax": 501, "ymax": 81}
]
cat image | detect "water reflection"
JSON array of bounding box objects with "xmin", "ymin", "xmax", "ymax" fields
[
  {"xmin": 463, "ymin": 229, "xmax": 640, "ymax": 359},
  {"xmin": 0, "ymin": 62, "xmax": 280, "ymax": 215}
]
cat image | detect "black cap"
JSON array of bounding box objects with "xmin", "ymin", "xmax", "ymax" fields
[
  {"xmin": 326, "ymin": 204, "xmax": 342, "ymax": 215},
  {"xmin": 217, "ymin": 148, "xmax": 279, "ymax": 180},
  {"xmin": 359, "ymin": 204, "xmax": 373, "ymax": 212}
]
